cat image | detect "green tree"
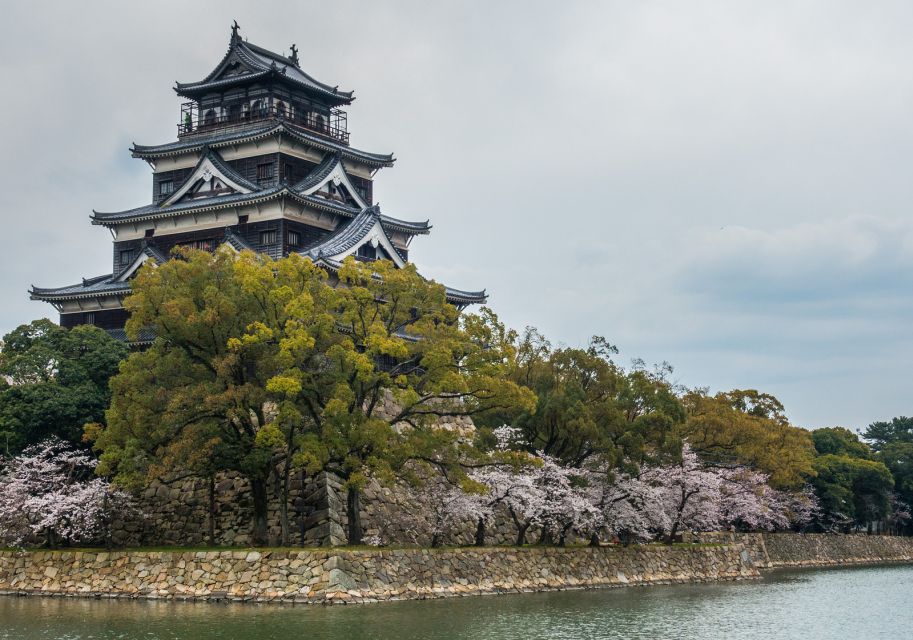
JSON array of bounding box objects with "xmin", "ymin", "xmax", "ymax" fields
[
  {"xmin": 681, "ymin": 389, "xmax": 815, "ymax": 489},
  {"xmin": 91, "ymin": 249, "xmax": 534, "ymax": 546},
  {"xmin": 811, "ymin": 454, "xmax": 894, "ymax": 530},
  {"xmin": 863, "ymin": 417, "xmax": 913, "ymax": 532},
  {"xmin": 812, "ymin": 427, "xmax": 871, "ymax": 458},
  {"xmin": 483, "ymin": 330, "xmax": 684, "ymax": 471},
  {"xmin": 863, "ymin": 416, "xmax": 913, "ymax": 449},
  {"xmin": 0, "ymin": 319, "xmax": 127, "ymax": 454},
  {"xmin": 272, "ymin": 258, "xmax": 535, "ymax": 544}
]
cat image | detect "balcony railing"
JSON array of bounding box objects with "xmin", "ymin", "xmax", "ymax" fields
[{"xmin": 179, "ymin": 102, "xmax": 349, "ymax": 144}]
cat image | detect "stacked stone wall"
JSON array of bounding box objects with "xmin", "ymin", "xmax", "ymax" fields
[
  {"xmin": 762, "ymin": 533, "xmax": 913, "ymax": 567},
  {"xmin": 112, "ymin": 392, "xmax": 521, "ymax": 548},
  {"xmin": 110, "ymin": 471, "xmax": 331, "ymax": 548},
  {"xmin": 0, "ymin": 545, "xmax": 757, "ymax": 604},
  {"xmin": 693, "ymin": 532, "xmax": 913, "ymax": 568}
]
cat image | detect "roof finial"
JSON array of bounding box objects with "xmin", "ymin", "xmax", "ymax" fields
[
  {"xmin": 231, "ymin": 20, "xmax": 241, "ymax": 42},
  {"xmin": 289, "ymin": 44, "xmax": 299, "ymax": 66}
]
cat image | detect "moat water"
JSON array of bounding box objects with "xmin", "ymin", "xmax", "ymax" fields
[{"xmin": 2, "ymin": 565, "xmax": 911, "ymax": 640}]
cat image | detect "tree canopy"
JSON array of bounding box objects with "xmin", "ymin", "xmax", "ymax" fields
[
  {"xmin": 0, "ymin": 319, "xmax": 128, "ymax": 455},
  {"xmin": 90, "ymin": 248, "xmax": 534, "ymax": 545},
  {"xmin": 480, "ymin": 330, "xmax": 684, "ymax": 472},
  {"xmin": 679, "ymin": 389, "xmax": 815, "ymax": 489}
]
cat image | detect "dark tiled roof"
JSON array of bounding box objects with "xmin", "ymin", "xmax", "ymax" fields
[
  {"xmin": 144, "ymin": 245, "xmax": 170, "ymax": 263},
  {"xmin": 302, "ymin": 206, "xmax": 384, "ymax": 260},
  {"xmin": 203, "ymin": 146, "xmax": 261, "ymax": 191},
  {"xmin": 291, "ymin": 152, "xmax": 339, "ymax": 192},
  {"xmin": 223, "ymin": 228, "xmax": 255, "ymax": 252},
  {"xmin": 377, "ymin": 213, "xmax": 431, "ymax": 235},
  {"xmin": 92, "ymin": 185, "xmax": 287, "ymax": 224},
  {"xmin": 442, "ymin": 286, "xmax": 488, "ymax": 305},
  {"xmin": 30, "ymin": 275, "xmax": 130, "ymax": 301},
  {"xmin": 153, "ymin": 146, "xmax": 262, "ymax": 208},
  {"xmin": 304, "ymin": 247, "xmax": 487, "ymax": 306},
  {"xmin": 175, "ymin": 37, "xmax": 354, "ymax": 105},
  {"xmin": 131, "ymin": 121, "xmax": 395, "ymax": 167},
  {"xmin": 106, "ymin": 327, "xmax": 157, "ymax": 345}
]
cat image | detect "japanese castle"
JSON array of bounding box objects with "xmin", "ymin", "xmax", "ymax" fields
[{"xmin": 30, "ymin": 23, "xmax": 486, "ymax": 339}]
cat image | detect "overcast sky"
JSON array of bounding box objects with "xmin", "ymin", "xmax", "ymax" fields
[{"xmin": 1, "ymin": 1, "xmax": 911, "ymax": 430}]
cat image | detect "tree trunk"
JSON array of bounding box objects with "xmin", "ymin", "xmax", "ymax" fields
[
  {"xmin": 508, "ymin": 507, "xmax": 530, "ymax": 546},
  {"xmin": 474, "ymin": 517, "xmax": 486, "ymax": 547},
  {"xmin": 250, "ymin": 477, "xmax": 270, "ymax": 546},
  {"xmin": 589, "ymin": 532, "xmax": 601, "ymax": 547},
  {"xmin": 207, "ymin": 475, "xmax": 216, "ymax": 545},
  {"xmin": 278, "ymin": 466, "xmax": 290, "ymax": 547},
  {"xmin": 347, "ymin": 486, "xmax": 364, "ymax": 546},
  {"xmin": 538, "ymin": 526, "xmax": 553, "ymax": 546},
  {"xmin": 516, "ymin": 521, "xmax": 530, "ymax": 546},
  {"xmin": 279, "ymin": 425, "xmax": 299, "ymax": 547},
  {"xmin": 298, "ymin": 470, "xmax": 307, "ymax": 547},
  {"xmin": 431, "ymin": 532, "xmax": 442, "ymax": 548}
]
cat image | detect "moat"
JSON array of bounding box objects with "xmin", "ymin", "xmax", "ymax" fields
[{"xmin": 2, "ymin": 564, "xmax": 911, "ymax": 640}]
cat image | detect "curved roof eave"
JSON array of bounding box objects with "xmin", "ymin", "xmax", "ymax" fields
[{"xmin": 131, "ymin": 123, "xmax": 395, "ymax": 168}]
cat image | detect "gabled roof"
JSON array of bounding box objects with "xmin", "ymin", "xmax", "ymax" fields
[
  {"xmin": 292, "ymin": 153, "xmax": 341, "ymax": 192},
  {"xmin": 161, "ymin": 146, "xmax": 258, "ymax": 207},
  {"xmin": 115, "ymin": 244, "xmax": 169, "ymax": 281},
  {"xmin": 131, "ymin": 121, "xmax": 395, "ymax": 168},
  {"xmin": 92, "ymin": 153, "xmax": 430, "ymax": 237},
  {"xmin": 175, "ymin": 29, "xmax": 354, "ymax": 106},
  {"xmin": 293, "ymin": 152, "xmax": 367, "ymax": 209},
  {"xmin": 302, "ymin": 206, "xmax": 405, "ymax": 267}
]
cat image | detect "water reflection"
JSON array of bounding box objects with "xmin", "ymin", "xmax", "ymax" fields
[{"xmin": 1, "ymin": 565, "xmax": 911, "ymax": 640}]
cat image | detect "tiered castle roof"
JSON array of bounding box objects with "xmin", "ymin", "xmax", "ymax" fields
[{"xmin": 30, "ymin": 24, "xmax": 486, "ymax": 334}]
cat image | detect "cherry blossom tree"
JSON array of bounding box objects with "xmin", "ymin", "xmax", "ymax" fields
[
  {"xmin": 533, "ymin": 456, "xmax": 600, "ymax": 546},
  {"xmin": 0, "ymin": 438, "xmax": 137, "ymax": 547},
  {"xmin": 589, "ymin": 443, "xmax": 814, "ymax": 544},
  {"xmin": 588, "ymin": 471, "xmax": 669, "ymax": 545}
]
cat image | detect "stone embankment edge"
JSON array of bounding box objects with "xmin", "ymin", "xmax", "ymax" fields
[
  {"xmin": 696, "ymin": 532, "xmax": 913, "ymax": 572},
  {"xmin": 0, "ymin": 544, "xmax": 757, "ymax": 605}
]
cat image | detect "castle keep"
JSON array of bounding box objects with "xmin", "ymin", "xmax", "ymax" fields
[{"xmin": 31, "ymin": 23, "xmax": 486, "ymax": 337}]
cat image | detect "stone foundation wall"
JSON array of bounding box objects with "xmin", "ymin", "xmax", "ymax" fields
[
  {"xmin": 693, "ymin": 532, "xmax": 913, "ymax": 568},
  {"xmin": 762, "ymin": 533, "xmax": 913, "ymax": 567},
  {"xmin": 111, "ymin": 393, "xmax": 486, "ymax": 548},
  {"xmin": 0, "ymin": 545, "xmax": 757, "ymax": 604},
  {"xmin": 110, "ymin": 471, "xmax": 334, "ymax": 548}
]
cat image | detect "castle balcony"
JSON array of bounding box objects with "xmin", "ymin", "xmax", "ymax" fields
[{"xmin": 178, "ymin": 101, "xmax": 349, "ymax": 144}]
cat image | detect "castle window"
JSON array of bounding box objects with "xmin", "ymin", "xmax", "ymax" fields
[
  {"xmin": 260, "ymin": 230, "xmax": 278, "ymax": 245},
  {"xmin": 158, "ymin": 180, "xmax": 173, "ymax": 196},
  {"xmin": 287, "ymin": 230, "xmax": 300, "ymax": 246},
  {"xmin": 178, "ymin": 239, "xmax": 215, "ymax": 252},
  {"xmin": 276, "ymin": 101, "xmax": 287, "ymax": 118},
  {"xmin": 84, "ymin": 312, "xmax": 95, "ymax": 326},
  {"xmin": 284, "ymin": 163, "xmax": 294, "ymax": 182},
  {"xmin": 357, "ymin": 244, "xmax": 377, "ymax": 260},
  {"xmin": 203, "ymin": 109, "xmax": 216, "ymax": 126},
  {"xmin": 257, "ymin": 163, "xmax": 274, "ymax": 182},
  {"xmin": 119, "ymin": 249, "xmax": 135, "ymax": 265}
]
